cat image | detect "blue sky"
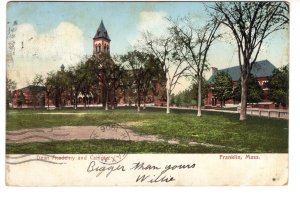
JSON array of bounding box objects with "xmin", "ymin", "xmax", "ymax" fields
[
  {"xmin": 7, "ymin": 2, "xmax": 207, "ymax": 54},
  {"xmin": 6, "ymin": 1, "xmax": 289, "ymax": 92}
]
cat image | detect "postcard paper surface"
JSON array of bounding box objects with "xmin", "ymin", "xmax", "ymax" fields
[{"xmin": 6, "ymin": 1, "xmax": 289, "ymax": 186}]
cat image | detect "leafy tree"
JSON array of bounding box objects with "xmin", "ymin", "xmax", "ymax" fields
[
  {"xmin": 211, "ymin": 2, "xmax": 289, "ymax": 120},
  {"xmin": 212, "ymin": 71, "xmax": 233, "ymax": 108},
  {"xmin": 121, "ymin": 50, "xmax": 154, "ymax": 112},
  {"xmin": 233, "ymin": 74, "xmax": 263, "ymax": 105},
  {"xmin": 78, "ymin": 62, "xmax": 98, "ymax": 109},
  {"xmin": 109, "ymin": 56, "xmax": 125, "ymax": 109},
  {"xmin": 88, "ymin": 53, "xmax": 120, "ymax": 110},
  {"xmin": 268, "ymin": 64, "xmax": 288, "ymax": 106},
  {"xmin": 45, "ymin": 69, "xmax": 69, "ymax": 109},
  {"xmin": 30, "ymin": 74, "xmax": 45, "ymax": 109},
  {"xmin": 16, "ymin": 91, "xmax": 26, "ymax": 108},
  {"xmin": 139, "ymin": 54, "xmax": 164, "ymax": 110},
  {"xmin": 45, "ymin": 71, "xmax": 59, "ymax": 109},
  {"xmin": 6, "ymin": 77, "xmax": 16, "ymax": 109}
]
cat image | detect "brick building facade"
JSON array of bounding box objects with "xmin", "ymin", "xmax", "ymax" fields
[
  {"xmin": 204, "ymin": 60, "xmax": 287, "ymax": 109},
  {"xmin": 12, "ymin": 85, "xmax": 46, "ymax": 108}
]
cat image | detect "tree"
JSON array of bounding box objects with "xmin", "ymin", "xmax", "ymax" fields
[
  {"xmin": 169, "ymin": 17, "xmax": 221, "ymax": 116},
  {"xmin": 45, "ymin": 71, "xmax": 59, "ymax": 109},
  {"xmin": 88, "ymin": 53, "xmax": 118, "ymax": 110},
  {"xmin": 212, "ymin": 71, "xmax": 233, "ymax": 108},
  {"xmin": 66, "ymin": 67, "xmax": 79, "ymax": 109},
  {"xmin": 30, "ymin": 74, "xmax": 45, "ymax": 109},
  {"xmin": 143, "ymin": 33, "xmax": 188, "ymax": 114},
  {"xmin": 268, "ymin": 64, "xmax": 288, "ymax": 106},
  {"xmin": 77, "ymin": 62, "xmax": 98, "ymax": 109},
  {"xmin": 233, "ymin": 74, "xmax": 263, "ymax": 105},
  {"xmin": 6, "ymin": 77, "xmax": 16, "ymax": 109},
  {"xmin": 211, "ymin": 2, "xmax": 289, "ymax": 120},
  {"xmin": 16, "ymin": 91, "xmax": 26, "ymax": 108},
  {"xmin": 109, "ymin": 56, "xmax": 124, "ymax": 110},
  {"xmin": 45, "ymin": 69, "xmax": 69, "ymax": 109},
  {"xmin": 121, "ymin": 51, "xmax": 151, "ymax": 112}
]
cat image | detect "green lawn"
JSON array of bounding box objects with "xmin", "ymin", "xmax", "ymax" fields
[{"xmin": 6, "ymin": 107, "xmax": 288, "ymax": 153}]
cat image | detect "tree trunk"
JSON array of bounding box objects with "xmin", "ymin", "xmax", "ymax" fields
[
  {"xmin": 143, "ymin": 94, "xmax": 146, "ymax": 110},
  {"xmin": 137, "ymin": 86, "xmax": 141, "ymax": 112},
  {"xmin": 58, "ymin": 89, "xmax": 62, "ymax": 110},
  {"xmin": 240, "ymin": 77, "xmax": 248, "ymax": 120},
  {"xmin": 112, "ymin": 88, "xmax": 115, "ymax": 110},
  {"xmin": 33, "ymin": 96, "xmax": 36, "ymax": 110},
  {"xmin": 105, "ymin": 88, "xmax": 109, "ymax": 111},
  {"xmin": 47, "ymin": 93, "xmax": 50, "ymax": 110},
  {"xmin": 197, "ymin": 77, "xmax": 202, "ymax": 117},
  {"xmin": 84, "ymin": 94, "xmax": 87, "ymax": 109},
  {"xmin": 166, "ymin": 79, "xmax": 170, "ymax": 114},
  {"xmin": 75, "ymin": 96, "xmax": 77, "ymax": 110}
]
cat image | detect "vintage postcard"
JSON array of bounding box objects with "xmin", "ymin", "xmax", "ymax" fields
[{"xmin": 5, "ymin": 1, "xmax": 289, "ymax": 186}]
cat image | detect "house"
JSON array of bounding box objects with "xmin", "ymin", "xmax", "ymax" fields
[
  {"xmin": 12, "ymin": 85, "xmax": 46, "ymax": 108},
  {"xmin": 204, "ymin": 60, "xmax": 285, "ymax": 109}
]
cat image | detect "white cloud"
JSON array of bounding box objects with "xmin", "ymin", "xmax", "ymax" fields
[
  {"xmin": 128, "ymin": 11, "xmax": 169, "ymax": 46},
  {"xmin": 7, "ymin": 22, "xmax": 85, "ymax": 88},
  {"xmin": 137, "ymin": 11, "xmax": 168, "ymax": 33}
]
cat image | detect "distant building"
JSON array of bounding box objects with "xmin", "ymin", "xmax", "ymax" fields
[
  {"xmin": 204, "ymin": 60, "xmax": 286, "ymax": 109},
  {"xmin": 12, "ymin": 85, "xmax": 46, "ymax": 108},
  {"xmin": 11, "ymin": 20, "xmax": 166, "ymax": 109}
]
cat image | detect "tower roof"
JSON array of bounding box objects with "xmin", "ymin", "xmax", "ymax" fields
[{"xmin": 93, "ymin": 20, "xmax": 110, "ymax": 41}]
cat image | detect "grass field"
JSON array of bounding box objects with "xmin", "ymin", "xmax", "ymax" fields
[{"xmin": 6, "ymin": 107, "xmax": 288, "ymax": 153}]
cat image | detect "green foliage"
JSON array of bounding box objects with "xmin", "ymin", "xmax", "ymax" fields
[
  {"xmin": 233, "ymin": 74, "xmax": 263, "ymax": 103},
  {"xmin": 171, "ymin": 79, "xmax": 208, "ymax": 107},
  {"xmin": 29, "ymin": 74, "xmax": 45, "ymax": 109},
  {"xmin": 45, "ymin": 69, "xmax": 70, "ymax": 108},
  {"xmin": 121, "ymin": 50, "xmax": 165, "ymax": 108},
  {"xmin": 16, "ymin": 91, "xmax": 26, "ymax": 104},
  {"xmin": 268, "ymin": 65, "xmax": 289, "ymax": 105},
  {"xmin": 6, "ymin": 77, "xmax": 16, "ymax": 108},
  {"xmin": 212, "ymin": 71, "xmax": 233, "ymax": 107}
]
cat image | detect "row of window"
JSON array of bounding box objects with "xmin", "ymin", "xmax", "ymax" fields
[{"xmin": 95, "ymin": 44, "xmax": 109, "ymax": 53}]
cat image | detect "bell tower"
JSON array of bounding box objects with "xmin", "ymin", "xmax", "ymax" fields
[{"xmin": 93, "ymin": 20, "xmax": 111, "ymax": 55}]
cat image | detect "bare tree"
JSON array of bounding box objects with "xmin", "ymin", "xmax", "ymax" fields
[
  {"xmin": 143, "ymin": 33, "xmax": 188, "ymax": 114},
  {"xmin": 211, "ymin": 2, "xmax": 289, "ymax": 120},
  {"xmin": 169, "ymin": 17, "xmax": 221, "ymax": 116}
]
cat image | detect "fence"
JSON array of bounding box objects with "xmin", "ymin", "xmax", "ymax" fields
[{"xmin": 237, "ymin": 108, "xmax": 288, "ymax": 119}]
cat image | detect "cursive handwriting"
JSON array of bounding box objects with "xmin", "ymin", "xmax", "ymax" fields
[
  {"xmin": 132, "ymin": 162, "xmax": 196, "ymax": 183},
  {"xmin": 136, "ymin": 174, "xmax": 175, "ymax": 183},
  {"xmin": 131, "ymin": 162, "xmax": 161, "ymax": 170},
  {"xmin": 86, "ymin": 161, "xmax": 196, "ymax": 183},
  {"xmin": 87, "ymin": 161, "xmax": 125, "ymax": 177}
]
